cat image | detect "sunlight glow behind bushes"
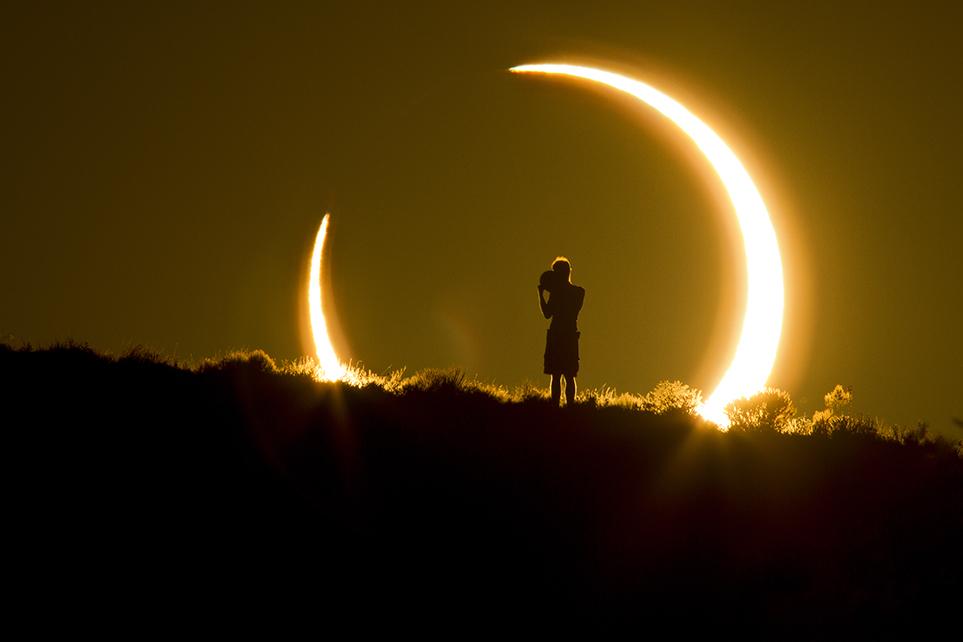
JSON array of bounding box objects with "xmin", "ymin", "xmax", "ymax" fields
[{"xmin": 6, "ymin": 340, "xmax": 956, "ymax": 452}]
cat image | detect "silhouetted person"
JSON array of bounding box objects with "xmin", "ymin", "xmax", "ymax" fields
[{"xmin": 538, "ymin": 257, "xmax": 585, "ymax": 407}]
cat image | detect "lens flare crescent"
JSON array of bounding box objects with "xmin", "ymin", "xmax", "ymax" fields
[{"xmin": 511, "ymin": 63, "xmax": 785, "ymax": 426}]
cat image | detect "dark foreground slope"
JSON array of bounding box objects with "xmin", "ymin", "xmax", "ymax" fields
[{"xmin": 3, "ymin": 344, "xmax": 961, "ymax": 633}]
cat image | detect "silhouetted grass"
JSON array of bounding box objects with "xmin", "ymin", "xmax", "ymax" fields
[{"xmin": 2, "ymin": 342, "xmax": 960, "ymax": 633}]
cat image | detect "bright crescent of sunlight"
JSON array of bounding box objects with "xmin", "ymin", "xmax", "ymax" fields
[
  {"xmin": 309, "ymin": 214, "xmax": 347, "ymax": 381},
  {"xmin": 511, "ymin": 63, "xmax": 785, "ymax": 427}
]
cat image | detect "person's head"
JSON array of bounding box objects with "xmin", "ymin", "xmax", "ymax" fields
[
  {"xmin": 539, "ymin": 269, "xmax": 557, "ymax": 292},
  {"xmin": 551, "ymin": 256, "xmax": 572, "ymax": 283}
]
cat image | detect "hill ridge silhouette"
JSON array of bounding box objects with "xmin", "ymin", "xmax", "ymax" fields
[{"xmin": 3, "ymin": 342, "xmax": 960, "ymax": 632}]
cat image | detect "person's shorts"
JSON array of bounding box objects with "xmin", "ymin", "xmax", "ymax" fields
[{"xmin": 544, "ymin": 328, "xmax": 580, "ymax": 376}]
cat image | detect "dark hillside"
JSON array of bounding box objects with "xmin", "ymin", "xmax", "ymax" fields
[{"xmin": 3, "ymin": 344, "xmax": 960, "ymax": 633}]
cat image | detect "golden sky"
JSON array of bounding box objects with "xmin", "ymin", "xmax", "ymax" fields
[{"xmin": 2, "ymin": 2, "xmax": 960, "ymax": 433}]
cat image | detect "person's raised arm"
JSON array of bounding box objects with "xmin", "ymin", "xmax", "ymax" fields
[{"xmin": 537, "ymin": 286, "xmax": 553, "ymax": 319}]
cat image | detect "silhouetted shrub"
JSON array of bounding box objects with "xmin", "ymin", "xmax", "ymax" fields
[
  {"xmin": 577, "ymin": 385, "xmax": 645, "ymax": 410},
  {"xmin": 398, "ymin": 367, "xmax": 466, "ymax": 393},
  {"xmin": 725, "ymin": 387, "xmax": 796, "ymax": 433},
  {"xmin": 782, "ymin": 414, "xmax": 814, "ymax": 435},
  {"xmin": 809, "ymin": 384, "xmax": 881, "ymax": 438},
  {"xmin": 827, "ymin": 414, "xmax": 879, "ymax": 437},
  {"xmin": 891, "ymin": 421, "xmax": 932, "ymax": 446},
  {"xmin": 199, "ymin": 349, "xmax": 278, "ymax": 374},
  {"xmin": 119, "ymin": 344, "xmax": 171, "ymax": 367},
  {"xmin": 639, "ymin": 380, "xmax": 703, "ymax": 415},
  {"xmin": 512, "ymin": 380, "xmax": 550, "ymax": 403},
  {"xmin": 48, "ymin": 339, "xmax": 101, "ymax": 359},
  {"xmin": 824, "ymin": 384, "xmax": 853, "ymax": 411}
]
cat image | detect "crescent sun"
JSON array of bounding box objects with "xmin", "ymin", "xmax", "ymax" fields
[
  {"xmin": 308, "ymin": 213, "xmax": 347, "ymax": 382},
  {"xmin": 307, "ymin": 64, "xmax": 785, "ymax": 426},
  {"xmin": 511, "ymin": 63, "xmax": 785, "ymax": 426}
]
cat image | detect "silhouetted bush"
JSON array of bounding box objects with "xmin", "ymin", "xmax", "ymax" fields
[
  {"xmin": 397, "ymin": 366, "xmax": 467, "ymax": 393},
  {"xmin": 891, "ymin": 421, "xmax": 932, "ymax": 446},
  {"xmin": 639, "ymin": 380, "xmax": 704, "ymax": 415},
  {"xmin": 512, "ymin": 380, "xmax": 551, "ymax": 403},
  {"xmin": 824, "ymin": 383, "xmax": 854, "ymax": 411},
  {"xmin": 199, "ymin": 348, "xmax": 278, "ymax": 373},
  {"xmin": 119, "ymin": 344, "xmax": 172, "ymax": 366},
  {"xmin": 726, "ymin": 387, "xmax": 796, "ymax": 433},
  {"xmin": 806, "ymin": 384, "xmax": 893, "ymax": 439}
]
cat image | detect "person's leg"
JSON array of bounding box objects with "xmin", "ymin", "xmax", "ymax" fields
[
  {"xmin": 564, "ymin": 373, "xmax": 577, "ymax": 406},
  {"xmin": 550, "ymin": 374, "xmax": 562, "ymax": 407}
]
